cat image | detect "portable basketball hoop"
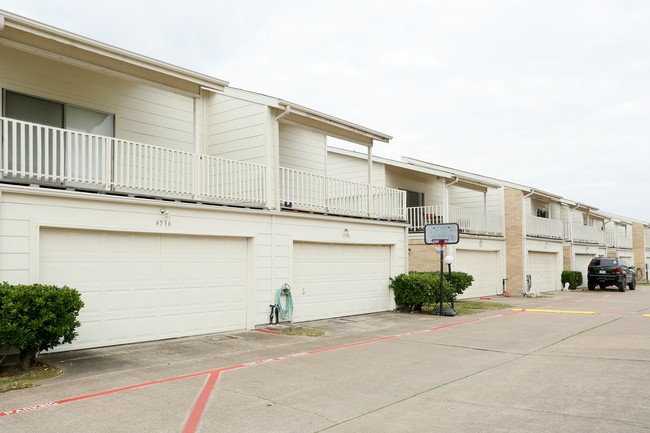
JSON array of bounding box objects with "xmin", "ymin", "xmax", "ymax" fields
[{"xmin": 424, "ymin": 223, "xmax": 459, "ymax": 316}]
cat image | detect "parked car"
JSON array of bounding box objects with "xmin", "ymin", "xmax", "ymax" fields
[{"xmin": 587, "ymin": 257, "xmax": 636, "ymax": 292}]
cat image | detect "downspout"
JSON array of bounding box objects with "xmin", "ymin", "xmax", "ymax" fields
[
  {"xmin": 274, "ymin": 104, "xmax": 291, "ymax": 211},
  {"xmin": 367, "ymin": 145, "xmax": 373, "ymax": 217},
  {"xmin": 522, "ymin": 189, "xmax": 535, "ymax": 293},
  {"xmin": 603, "ymin": 217, "xmax": 612, "ymax": 257},
  {"xmin": 569, "ymin": 203, "xmax": 581, "ymax": 272},
  {"xmin": 444, "ymin": 177, "xmax": 460, "ymax": 223}
]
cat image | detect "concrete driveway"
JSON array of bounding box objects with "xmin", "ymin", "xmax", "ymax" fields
[{"xmin": 2, "ymin": 287, "xmax": 649, "ymax": 432}]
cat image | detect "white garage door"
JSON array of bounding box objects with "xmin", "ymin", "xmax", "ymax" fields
[
  {"xmin": 454, "ymin": 250, "xmax": 500, "ymax": 299},
  {"xmin": 574, "ymin": 254, "xmax": 596, "ymax": 288},
  {"xmin": 528, "ymin": 252, "xmax": 558, "ymax": 293},
  {"xmin": 292, "ymin": 242, "xmax": 391, "ymax": 322},
  {"xmin": 40, "ymin": 228, "xmax": 248, "ymax": 350}
]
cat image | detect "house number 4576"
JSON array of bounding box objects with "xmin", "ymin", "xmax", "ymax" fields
[{"xmin": 156, "ymin": 219, "xmax": 172, "ymax": 227}]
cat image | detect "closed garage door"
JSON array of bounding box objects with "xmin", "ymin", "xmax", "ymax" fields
[
  {"xmin": 528, "ymin": 252, "xmax": 558, "ymax": 293},
  {"xmin": 40, "ymin": 228, "xmax": 248, "ymax": 350},
  {"xmin": 292, "ymin": 242, "xmax": 391, "ymax": 322},
  {"xmin": 574, "ymin": 254, "xmax": 596, "ymax": 288},
  {"xmin": 454, "ymin": 250, "xmax": 500, "ymax": 299}
]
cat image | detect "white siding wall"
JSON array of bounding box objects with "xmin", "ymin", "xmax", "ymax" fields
[
  {"xmin": 280, "ymin": 122, "xmax": 326, "ymax": 175},
  {"xmin": 448, "ymin": 185, "xmax": 501, "ymax": 213},
  {"xmin": 385, "ymin": 167, "xmax": 444, "ymax": 206},
  {"xmin": 0, "ymin": 189, "xmax": 406, "ymax": 328},
  {"xmin": 1, "ymin": 45, "xmax": 195, "ymax": 152},
  {"xmin": 205, "ymin": 93, "xmax": 269, "ymax": 164},
  {"xmin": 327, "ymin": 152, "xmax": 386, "ymax": 185}
]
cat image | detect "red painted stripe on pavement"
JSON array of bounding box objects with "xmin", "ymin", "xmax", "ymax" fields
[
  {"xmin": 182, "ymin": 371, "xmax": 221, "ymax": 433},
  {"xmin": 0, "ymin": 312, "xmax": 507, "ymax": 419},
  {"xmin": 0, "ymin": 364, "xmax": 245, "ymax": 418}
]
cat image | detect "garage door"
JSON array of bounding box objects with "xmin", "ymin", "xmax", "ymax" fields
[
  {"xmin": 292, "ymin": 242, "xmax": 391, "ymax": 322},
  {"xmin": 40, "ymin": 228, "xmax": 248, "ymax": 350},
  {"xmin": 574, "ymin": 254, "xmax": 596, "ymax": 288},
  {"xmin": 528, "ymin": 252, "xmax": 558, "ymax": 293},
  {"xmin": 454, "ymin": 250, "xmax": 500, "ymax": 299}
]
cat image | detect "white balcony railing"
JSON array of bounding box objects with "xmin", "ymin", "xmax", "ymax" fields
[
  {"xmin": 279, "ymin": 167, "xmax": 406, "ymax": 220},
  {"xmin": 605, "ymin": 233, "xmax": 633, "ymax": 249},
  {"xmin": 526, "ymin": 215, "xmax": 564, "ymax": 239},
  {"xmin": 1, "ymin": 116, "xmax": 267, "ymax": 206},
  {"xmin": 407, "ymin": 205, "xmax": 444, "ymax": 232},
  {"xmin": 564, "ymin": 223, "xmax": 606, "ymax": 244},
  {"xmin": 406, "ymin": 205, "xmax": 503, "ymax": 236},
  {"xmin": 449, "ymin": 205, "xmax": 503, "ymax": 236}
]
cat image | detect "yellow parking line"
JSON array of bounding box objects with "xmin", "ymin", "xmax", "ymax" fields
[{"xmin": 512, "ymin": 308, "xmax": 598, "ymax": 315}]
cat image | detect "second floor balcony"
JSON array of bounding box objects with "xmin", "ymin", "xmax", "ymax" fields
[
  {"xmin": 606, "ymin": 233, "xmax": 633, "ymax": 249},
  {"xmin": 526, "ymin": 215, "xmax": 564, "ymax": 240},
  {"xmin": 564, "ymin": 223, "xmax": 606, "ymax": 245},
  {"xmin": 1, "ymin": 117, "xmax": 406, "ymax": 221},
  {"xmin": 407, "ymin": 205, "xmax": 503, "ymax": 236}
]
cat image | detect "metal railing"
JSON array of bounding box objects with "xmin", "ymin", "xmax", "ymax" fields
[
  {"xmin": 1, "ymin": 116, "xmax": 267, "ymax": 206},
  {"xmin": 526, "ymin": 215, "xmax": 564, "ymax": 239},
  {"xmin": 564, "ymin": 223, "xmax": 606, "ymax": 244},
  {"xmin": 606, "ymin": 233, "xmax": 633, "ymax": 249},
  {"xmin": 449, "ymin": 205, "xmax": 503, "ymax": 236},
  {"xmin": 279, "ymin": 167, "xmax": 406, "ymax": 220},
  {"xmin": 407, "ymin": 205, "xmax": 444, "ymax": 232}
]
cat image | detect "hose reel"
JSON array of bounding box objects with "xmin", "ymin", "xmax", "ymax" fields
[{"xmin": 269, "ymin": 283, "xmax": 293, "ymax": 325}]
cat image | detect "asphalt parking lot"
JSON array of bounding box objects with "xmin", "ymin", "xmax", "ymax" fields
[{"xmin": 2, "ymin": 286, "xmax": 650, "ymax": 433}]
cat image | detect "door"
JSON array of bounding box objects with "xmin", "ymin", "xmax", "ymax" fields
[
  {"xmin": 528, "ymin": 251, "xmax": 559, "ymax": 292},
  {"xmin": 39, "ymin": 228, "xmax": 248, "ymax": 350},
  {"xmin": 292, "ymin": 242, "xmax": 391, "ymax": 322},
  {"xmin": 454, "ymin": 250, "xmax": 500, "ymax": 299}
]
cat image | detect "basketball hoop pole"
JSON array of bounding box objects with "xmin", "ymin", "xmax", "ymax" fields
[{"xmin": 437, "ymin": 240, "xmax": 446, "ymax": 316}]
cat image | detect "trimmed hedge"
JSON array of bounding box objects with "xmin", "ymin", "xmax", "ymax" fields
[
  {"xmin": 561, "ymin": 270, "xmax": 583, "ymax": 290},
  {"xmin": 0, "ymin": 282, "xmax": 84, "ymax": 370},
  {"xmin": 390, "ymin": 271, "xmax": 474, "ymax": 312}
]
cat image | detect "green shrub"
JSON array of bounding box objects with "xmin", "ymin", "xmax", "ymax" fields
[
  {"xmin": 0, "ymin": 282, "xmax": 84, "ymax": 370},
  {"xmin": 561, "ymin": 270, "xmax": 583, "ymax": 290},
  {"xmin": 390, "ymin": 271, "xmax": 473, "ymax": 311}
]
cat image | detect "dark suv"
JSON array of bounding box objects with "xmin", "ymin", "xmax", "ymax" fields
[{"xmin": 587, "ymin": 257, "xmax": 636, "ymax": 292}]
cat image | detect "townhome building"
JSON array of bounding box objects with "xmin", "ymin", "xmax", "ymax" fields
[
  {"xmin": 561, "ymin": 201, "xmax": 607, "ymax": 287},
  {"xmin": 0, "ymin": 11, "xmax": 408, "ymax": 351},
  {"xmin": 328, "ymin": 149, "xmax": 507, "ymax": 299}
]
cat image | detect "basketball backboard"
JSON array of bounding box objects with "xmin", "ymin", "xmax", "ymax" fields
[{"xmin": 424, "ymin": 223, "xmax": 459, "ymax": 245}]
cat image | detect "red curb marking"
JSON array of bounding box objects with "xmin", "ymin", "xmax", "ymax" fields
[
  {"xmin": 0, "ymin": 312, "xmax": 509, "ymax": 421},
  {"xmin": 182, "ymin": 371, "xmax": 221, "ymax": 433},
  {"xmin": 258, "ymin": 328, "xmax": 281, "ymax": 335}
]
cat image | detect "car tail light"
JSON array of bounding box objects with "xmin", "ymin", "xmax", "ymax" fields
[
  {"xmin": 615, "ymin": 267, "xmax": 621, "ymax": 274},
  {"xmin": 588, "ymin": 266, "xmax": 593, "ymax": 274}
]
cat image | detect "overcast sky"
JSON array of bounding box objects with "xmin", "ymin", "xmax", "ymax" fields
[{"xmin": 3, "ymin": 1, "xmax": 649, "ymax": 221}]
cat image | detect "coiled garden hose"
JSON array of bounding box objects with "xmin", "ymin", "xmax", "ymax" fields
[{"xmin": 275, "ymin": 283, "xmax": 294, "ymax": 321}]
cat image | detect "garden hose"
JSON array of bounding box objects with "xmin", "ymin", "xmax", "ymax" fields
[{"xmin": 275, "ymin": 283, "xmax": 294, "ymax": 321}]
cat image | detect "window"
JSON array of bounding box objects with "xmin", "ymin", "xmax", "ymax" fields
[
  {"xmin": 404, "ymin": 190, "xmax": 424, "ymax": 208},
  {"xmin": 4, "ymin": 90, "xmax": 114, "ymax": 135},
  {"xmin": 3, "ymin": 90, "xmax": 114, "ymax": 185}
]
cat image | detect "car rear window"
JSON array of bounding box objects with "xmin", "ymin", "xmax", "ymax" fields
[{"xmin": 590, "ymin": 258, "xmax": 617, "ymax": 266}]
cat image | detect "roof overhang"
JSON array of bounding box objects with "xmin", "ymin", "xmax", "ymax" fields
[
  {"xmin": 278, "ymin": 100, "xmax": 392, "ymax": 146},
  {"xmin": 401, "ymin": 156, "xmax": 501, "ymax": 190},
  {"xmin": 0, "ymin": 10, "xmax": 228, "ymax": 95},
  {"xmin": 328, "ymin": 147, "xmax": 454, "ymax": 179}
]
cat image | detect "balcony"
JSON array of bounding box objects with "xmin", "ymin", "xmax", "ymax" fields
[
  {"xmin": 280, "ymin": 167, "xmax": 406, "ymax": 220},
  {"xmin": 526, "ymin": 215, "xmax": 564, "ymax": 239},
  {"xmin": 1, "ymin": 117, "xmax": 404, "ymax": 221},
  {"xmin": 564, "ymin": 223, "xmax": 605, "ymax": 245},
  {"xmin": 448, "ymin": 205, "xmax": 503, "ymax": 236},
  {"xmin": 606, "ymin": 233, "xmax": 633, "ymax": 249},
  {"xmin": 407, "ymin": 205, "xmax": 503, "ymax": 236}
]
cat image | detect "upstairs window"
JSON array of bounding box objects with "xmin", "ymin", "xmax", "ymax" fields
[{"xmin": 3, "ymin": 90, "xmax": 114, "ymax": 136}]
